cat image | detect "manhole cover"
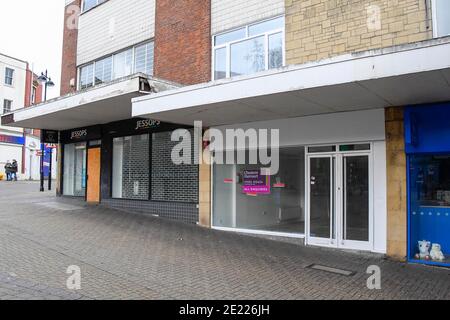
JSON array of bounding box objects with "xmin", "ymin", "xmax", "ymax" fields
[{"xmin": 306, "ymin": 264, "xmax": 355, "ymax": 276}]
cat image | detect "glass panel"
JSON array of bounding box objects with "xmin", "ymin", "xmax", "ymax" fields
[
  {"xmin": 83, "ymin": 0, "xmax": 97, "ymax": 11},
  {"xmin": 308, "ymin": 146, "xmax": 336, "ymax": 153},
  {"xmin": 151, "ymin": 130, "xmax": 199, "ymax": 202},
  {"xmin": 112, "ymin": 134, "xmax": 150, "ymax": 200},
  {"xmin": 435, "ymin": 0, "xmax": 450, "ymax": 37},
  {"xmin": 230, "ymin": 36, "xmax": 265, "ymax": 77},
  {"xmin": 80, "ymin": 64, "xmax": 94, "ymax": 89},
  {"xmin": 339, "ymin": 144, "xmax": 371, "ymax": 152},
  {"xmin": 4, "ymin": 68, "xmax": 14, "ymax": 85},
  {"xmin": 214, "ymin": 47, "xmax": 227, "ymax": 80},
  {"xmin": 213, "ymin": 164, "xmax": 236, "ymax": 227},
  {"xmin": 309, "ymin": 157, "xmax": 332, "ymax": 238},
  {"xmin": 248, "ymin": 16, "xmax": 285, "ymax": 36},
  {"xmin": 409, "ymin": 155, "xmax": 450, "ymax": 262},
  {"xmin": 268, "ymin": 32, "xmax": 283, "ymax": 69},
  {"xmin": 113, "ymin": 49, "xmax": 133, "ymax": 79},
  {"xmin": 134, "ymin": 42, "xmax": 155, "ymax": 76},
  {"xmin": 343, "ymin": 156, "xmax": 369, "ymax": 242},
  {"xmin": 213, "ymin": 147, "xmax": 305, "ymax": 234},
  {"xmin": 63, "ymin": 143, "xmax": 86, "ymax": 197},
  {"xmin": 94, "ymin": 56, "xmax": 112, "ymax": 85},
  {"xmin": 214, "ymin": 28, "xmax": 246, "ymax": 46}
]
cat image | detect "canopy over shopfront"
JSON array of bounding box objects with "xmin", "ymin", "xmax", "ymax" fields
[{"xmin": 132, "ymin": 38, "xmax": 450, "ymax": 126}]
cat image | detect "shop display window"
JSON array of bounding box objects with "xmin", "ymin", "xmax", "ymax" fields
[
  {"xmin": 213, "ymin": 147, "xmax": 305, "ymax": 234},
  {"xmin": 63, "ymin": 143, "xmax": 87, "ymax": 197},
  {"xmin": 409, "ymin": 154, "xmax": 450, "ymax": 264}
]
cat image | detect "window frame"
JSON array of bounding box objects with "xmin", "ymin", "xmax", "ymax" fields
[
  {"xmin": 4, "ymin": 67, "xmax": 14, "ymax": 86},
  {"xmin": 432, "ymin": 0, "xmax": 450, "ymax": 38},
  {"xmin": 3, "ymin": 99, "xmax": 13, "ymax": 114},
  {"xmin": 212, "ymin": 16, "xmax": 286, "ymax": 80},
  {"xmin": 77, "ymin": 40, "xmax": 154, "ymax": 90}
]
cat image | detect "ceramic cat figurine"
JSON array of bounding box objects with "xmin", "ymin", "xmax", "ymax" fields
[{"xmin": 418, "ymin": 240, "xmax": 431, "ymax": 259}]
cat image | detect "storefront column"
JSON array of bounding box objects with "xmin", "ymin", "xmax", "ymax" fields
[
  {"xmin": 199, "ymin": 144, "xmax": 211, "ymax": 228},
  {"xmin": 385, "ymin": 107, "xmax": 407, "ymax": 260}
]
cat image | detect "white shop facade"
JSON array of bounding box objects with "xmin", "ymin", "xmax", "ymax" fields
[{"xmin": 208, "ymin": 110, "xmax": 387, "ymax": 253}]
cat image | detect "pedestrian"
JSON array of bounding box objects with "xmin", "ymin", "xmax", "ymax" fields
[
  {"xmin": 11, "ymin": 159, "xmax": 18, "ymax": 182},
  {"xmin": 4, "ymin": 161, "xmax": 11, "ymax": 181}
]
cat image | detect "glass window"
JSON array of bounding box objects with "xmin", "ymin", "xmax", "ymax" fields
[
  {"xmin": 4, "ymin": 67, "xmax": 14, "ymax": 85},
  {"xmin": 94, "ymin": 56, "xmax": 112, "ymax": 85},
  {"xmin": 3, "ymin": 99, "xmax": 12, "ymax": 114},
  {"xmin": 63, "ymin": 143, "xmax": 87, "ymax": 197},
  {"xmin": 112, "ymin": 134, "xmax": 150, "ymax": 200},
  {"xmin": 308, "ymin": 146, "xmax": 336, "ymax": 153},
  {"xmin": 213, "ymin": 147, "xmax": 305, "ymax": 234},
  {"xmin": 214, "ymin": 28, "xmax": 246, "ymax": 46},
  {"xmin": 213, "ymin": 16, "xmax": 285, "ymax": 80},
  {"xmin": 409, "ymin": 154, "xmax": 450, "ymax": 262},
  {"xmin": 249, "ymin": 16, "xmax": 284, "ymax": 36},
  {"xmin": 434, "ymin": 0, "xmax": 450, "ymax": 38},
  {"xmin": 113, "ymin": 49, "xmax": 133, "ymax": 79},
  {"xmin": 82, "ymin": 0, "xmax": 106, "ymax": 12},
  {"xmin": 268, "ymin": 32, "xmax": 283, "ymax": 70},
  {"xmin": 339, "ymin": 144, "xmax": 371, "ymax": 152},
  {"xmin": 80, "ymin": 64, "xmax": 94, "ymax": 89},
  {"xmin": 134, "ymin": 42, "xmax": 154, "ymax": 76},
  {"xmin": 151, "ymin": 131, "xmax": 199, "ymax": 203},
  {"xmin": 214, "ymin": 47, "xmax": 227, "ymax": 80},
  {"xmin": 230, "ymin": 36, "xmax": 266, "ymax": 77}
]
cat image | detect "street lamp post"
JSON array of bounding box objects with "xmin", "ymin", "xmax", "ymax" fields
[{"xmin": 37, "ymin": 70, "xmax": 55, "ymax": 192}]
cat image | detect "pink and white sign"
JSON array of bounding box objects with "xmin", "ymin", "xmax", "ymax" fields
[{"xmin": 242, "ymin": 170, "xmax": 271, "ymax": 195}]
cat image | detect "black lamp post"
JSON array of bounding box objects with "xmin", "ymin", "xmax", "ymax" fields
[{"xmin": 37, "ymin": 70, "xmax": 55, "ymax": 192}]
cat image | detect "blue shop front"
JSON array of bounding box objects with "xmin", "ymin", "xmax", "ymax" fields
[{"xmin": 405, "ymin": 102, "xmax": 450, "ymax": 267}]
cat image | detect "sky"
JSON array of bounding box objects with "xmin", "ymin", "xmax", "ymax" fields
[{"xmin": 0, "ymin": 1, "xmax": 65, "ymax": 99}]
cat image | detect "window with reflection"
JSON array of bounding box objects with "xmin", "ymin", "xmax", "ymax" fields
[{"xmin": 213, "ymin": 16, "xmax": 285, "ymax": 80}]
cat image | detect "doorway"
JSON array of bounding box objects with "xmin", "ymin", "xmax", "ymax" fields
[
  {"xmin": 307, "ymin": 147, "xmax": 372, "ymax": 251},
  {"xmin": 87, "ymin": 147, "xmax": 101, "ymax": 203}
]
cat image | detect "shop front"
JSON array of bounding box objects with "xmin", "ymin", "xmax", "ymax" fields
[
  {"xmin": 59, "ymin": 118, "xmax": 200, "ymax": 224},
  {"xmin": 211, "ymin": 109, "xmax": 387, "ymax": 253},
  {"xmin": 405, "ymin": 102, "xmax": 450, "ymax": 266}
]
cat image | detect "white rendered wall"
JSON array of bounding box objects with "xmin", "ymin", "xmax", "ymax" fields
[{"xmin": 77, "ymin": 0, "xmax": 156, "ymax": 66}]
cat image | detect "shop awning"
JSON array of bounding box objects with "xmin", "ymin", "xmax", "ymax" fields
[
  {"xmin": 1, "ymin": 74, "xmax": 179, "ymax": 131},
  {"xmin": 132, "ymin": 37, "xmax": 450, "ymax": 126}
]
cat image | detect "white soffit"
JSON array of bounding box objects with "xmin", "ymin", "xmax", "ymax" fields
[
  {"xmin": 3, "ymin": 75, "xmax": 176, "ymax": 131},
  {"xmin": 132, "ymin": 38, "xmax": 450, "ymax": 126}
]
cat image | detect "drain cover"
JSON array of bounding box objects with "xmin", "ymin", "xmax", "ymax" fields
[{"xmin": 307, "ymin": 264, "xmax": 355, "ymax": 276}]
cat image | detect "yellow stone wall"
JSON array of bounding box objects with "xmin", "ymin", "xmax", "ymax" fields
[
  {"xmin": 285, "ymin": 0, "xmax": 433, "ymax": 65},
  {"xmin": 385, "ymin": 107, "xmax": 407, "ymax": 260}
]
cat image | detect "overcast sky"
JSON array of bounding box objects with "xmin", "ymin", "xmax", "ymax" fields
[{"xmin": 0, "ymin": 1, "xmax": 65, "ymax": 99}]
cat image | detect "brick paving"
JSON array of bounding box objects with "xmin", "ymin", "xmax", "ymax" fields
[{"xmin": 0, "ymin": 181, "xmax": 449, "ymax": 300}]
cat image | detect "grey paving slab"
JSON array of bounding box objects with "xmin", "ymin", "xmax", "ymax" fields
[{"xmin": 0, "ymin": 181, "xmax": 449, "ymax": 300}]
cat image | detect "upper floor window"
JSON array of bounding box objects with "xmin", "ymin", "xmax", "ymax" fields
[
  {"xmin": 78, "ymin": 41, "xmax": 154, "ymax": 90},
  {"xmin": 31, "ymin": 86, "xmax": 37, "ymax": 105},
  {"xmin": 433, "ymin": 0, "xmax": 450, "ymax": 38},
  {"xmin": 4, "ymin": 67, "xmax": 14, "ymax": 85},
  {"xmin": 3, "ymin": 99, "xmax": 12, "ymax": 114},
  {"xmin": 213, "ymin": 16, "xmax": 285, "ymax": 80},
  {"xmin": 82, "ymin": 0, "xmax": 106, "ymax": 12}
]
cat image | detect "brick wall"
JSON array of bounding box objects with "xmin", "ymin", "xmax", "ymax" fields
[
  {"xmin": 385, "ymin": 107, "xmax": 407, "ymax": 260},
  {"xmin": 60, "ymin": 0, "xmax": 81, "ymax": 96},
  {"xmin": 285, "ymin": 0, "xmax": 433, "ymax": 65},
  {"xmin": 154, "ymin": 0, "xmax": 211, "ymax": 85}
]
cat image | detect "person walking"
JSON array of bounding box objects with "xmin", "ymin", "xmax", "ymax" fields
[
  {"xmin": 4, "ymin": 161, "xmax": 12, "ymax": 181},
  {"xmin": 11, "ymin": 160, "xmax": 18, "ymax": 182}
]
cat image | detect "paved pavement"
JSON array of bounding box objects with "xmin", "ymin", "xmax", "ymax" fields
[{"xmin": 0, "ymin": 181, "xmax": 449, "ymax": 300}]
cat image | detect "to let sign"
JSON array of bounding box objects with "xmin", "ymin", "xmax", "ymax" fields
[{"xmin": 242, "ymin": 170, "xmax": 271, "ymax": 195}]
